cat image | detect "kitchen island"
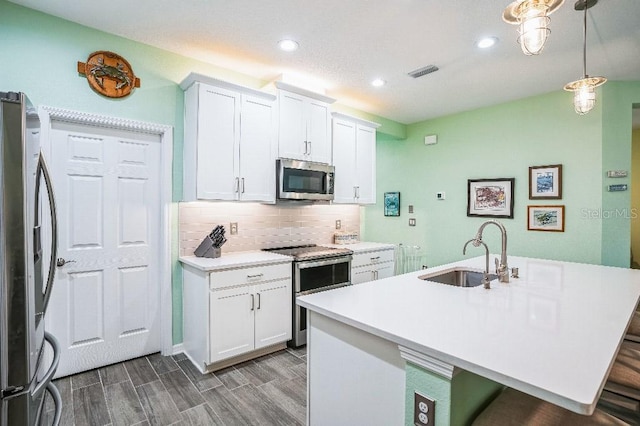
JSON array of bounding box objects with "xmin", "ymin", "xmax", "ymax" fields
[{"xmin": 297, "ymin": 255, "xmax": 640, "ymax": 425}]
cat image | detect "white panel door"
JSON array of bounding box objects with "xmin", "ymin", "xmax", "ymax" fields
[
  {"xmin": 197, "ymin": 85, "xmax": 240, "ymax": 200},
  {"xmin": 307, "ymin": 99, "xmax": 331, "ymax": 164},
  {"xmin": 47, "ymin": 121, "xmax": 162, "ymax": 377},
  {"xmin": 355, "ymin": 125, "xmax": 377, "ymax": 204},
  {"xmin": 239, "ymin": 95, "xmax": 276, "ymax": 202},
  {"xmin": 254, "ymin": 280, "xmax": 291, "ymax": 349},
  {"xmin": 278, "ymin": 91, "xmax": 306, "ymax": 160},
  {"xmin": 376, "ymin": 263, "xmax": 395, "ymax": 281},
  {"xmin": 209, "ymin": 286, "xmax": 254, "ymax": 363},
  {"xmin": 331, "ymin": 119, "xmax": 357, "ymax": 203},
  {"xmin": 352, "ymin": 267, "xmax": 374, "ymax": 285}
]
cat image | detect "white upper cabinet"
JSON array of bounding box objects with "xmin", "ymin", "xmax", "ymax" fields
[
  {"xmin": 276, "ymin": 82, "xmax": 335, "ymax": 164},
  {"xmin": 331, "ymin": 113, "xmax": 380, "ymax": 204},
  {"xmin": 181, "ymin": 73, "xmax": 277, "ymax": 202}
]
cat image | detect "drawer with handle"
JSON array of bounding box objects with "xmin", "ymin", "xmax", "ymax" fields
[
  {"xmin": 209, "ymin": 262, "xmax": 291, "ymax": 290},
  {"xmin": 351, "ymin": 249, "xmax": 395, "ymax": 269}
]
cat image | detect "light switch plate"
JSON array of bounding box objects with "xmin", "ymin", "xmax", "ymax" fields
[
  {"xmin": 409, "ymin": 218, "xmax": 416, "ymax": 226},
  {"xmin": 436, "ymin": 192, "xmax": 445, "ymax": 200},
  {"xmin": 607, "ymin": 170, "xmax": 628, "ymax": 178},
  {"xmin": 409, "ymin": 205, "xmax": 414, "ymax": 214},
  {"xmin": 230, "ymin": 222, "xmax": 238, "ymax": 235}
]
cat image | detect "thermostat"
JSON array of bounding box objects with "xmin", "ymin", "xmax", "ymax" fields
[{"xmin": 424, "ymin": 135, "xmax": 437, "ymax": 145}]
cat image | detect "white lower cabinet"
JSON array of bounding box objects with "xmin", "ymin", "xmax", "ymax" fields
[
  {"xmin": 351, "ymin": 249, "xmax": 395, "ymax": 284},
  {"xmin": 182, "ymin": 261, "xmax": 292, "ymax": 372},
  {"xmin": 209, "ymin": 279, "xmax": 291, "ymax": 362}
]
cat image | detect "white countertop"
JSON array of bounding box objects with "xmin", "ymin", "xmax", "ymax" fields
[
  {"xmin": 179, "ymin": 251, "xmax": 292, "ymax": 271},
  {"xmin": 297, "ymin": 255, "xmax": 640, "ymax": 414},
  {"xmin": 321, "ymin": 242, "xmax": 396, "ymax": 253}
]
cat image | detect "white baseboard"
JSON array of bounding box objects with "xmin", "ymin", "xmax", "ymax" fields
[{"xmin": 172, "ymin": 343, "xmax": 185, "ymax": 356}]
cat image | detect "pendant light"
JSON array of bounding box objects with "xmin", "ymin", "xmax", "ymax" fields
[
  {"xmin": 503, "ymin": 0, "xmax": 565, "ymax": 55},
  {"xmin": 563, "ymin": 0, "xmax": 606, "ymax": 115}
]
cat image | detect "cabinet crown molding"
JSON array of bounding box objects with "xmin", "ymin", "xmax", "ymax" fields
[
  {"xmin": 274, "ymin": 81, "xmax": 336, "ymax": 104},
  {"xmin": 331, "ymin": 112, "xmax": 381, "ymax": 129},
  {"xmin": 180, "ymin": 72, "xmax": 276, "ymax": 101}
]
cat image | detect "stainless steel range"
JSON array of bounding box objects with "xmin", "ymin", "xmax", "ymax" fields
[{"xmin": 263, "ymin": 244, "xmax": 352, "ymax": 347}]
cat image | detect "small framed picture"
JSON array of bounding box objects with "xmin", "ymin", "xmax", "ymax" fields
[
  {"xmin": 529, "ymin": 164, "xmax": 562, "ymax": 199},
  {"xmin": 467, "ymin": 178, "xmax": 515, "ymax": 219},
  {"xmin": 384, "ymin": 192, "xmax": 400, "ymax": 216},
  {"xmin": 527, "ymin": 205, "xmax": 565, "ymax": 232}
]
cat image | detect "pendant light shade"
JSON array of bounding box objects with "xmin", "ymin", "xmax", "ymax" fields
[
  {"xmin": 503, "ymin": 0, "xmax": 565, "ymax": 56},
  {"xmin": 563, "ymin": 0, "xmax": 606, "ymax": 115},
  {"xmin": 564, "ymin": 76, "xmax": 606, "ymax": 115}
]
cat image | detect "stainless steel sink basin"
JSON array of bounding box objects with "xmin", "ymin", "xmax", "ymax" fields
[{"xmin": 418, "ymin": 268, "xmax": 498, "ymax": 287}]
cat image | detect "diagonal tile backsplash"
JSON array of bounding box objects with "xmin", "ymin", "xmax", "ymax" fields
[{"xmin": 179, "ymin": 202, "xmax": 360, "ymax": 256}]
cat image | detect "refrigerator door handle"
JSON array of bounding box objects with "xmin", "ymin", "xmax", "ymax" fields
[
  {"xmin": 44, "ymin": 383, "xmax": 62, "ymax": 426},
  {"xmin": 32, "ymin": 332, "xmax": 60, "ymax": 398},
  {"xmin": 34, "ymin": 151, "xmax": 58, "ymax": 315}
]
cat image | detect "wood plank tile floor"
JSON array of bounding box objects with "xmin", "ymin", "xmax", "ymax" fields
[{"xmin": 43, "ymin": 346, "xmax": 307, "ymax": 426}]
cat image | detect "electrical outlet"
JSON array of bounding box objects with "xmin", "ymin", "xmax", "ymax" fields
[
  {"xmin": 409, "ymin": 218, "xmax": 416, "ymax": 226},
  {"xmin": 335, "ymin": 220, "xmax": 342, "ymax": 230},
  {"xmin": 230, "ymin": 222, "xmax": 238, "ymax": 235},
  {"xmin": 414, "ymin": 392, "xmax": 435, "ymax": 425}
]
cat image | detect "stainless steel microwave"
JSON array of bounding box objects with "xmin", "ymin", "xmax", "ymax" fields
[{"xmin": 277, "ymin": 158, "xmax": 335, "ymax": 201}]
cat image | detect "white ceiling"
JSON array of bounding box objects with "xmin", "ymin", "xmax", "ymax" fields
[{"xmin": 10, "ymin": 0, "xmax": 640, "ymax": 125}]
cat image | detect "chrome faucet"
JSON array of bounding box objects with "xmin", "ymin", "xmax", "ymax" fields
[
  {"xmin": 463, "ymin": 238, "xmax": 491, "ymax": 289},
  {"xmin": 473, "ymin": 220, "xmax": 509, "ymax": 283}
]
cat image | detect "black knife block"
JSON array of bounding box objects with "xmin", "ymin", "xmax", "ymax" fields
[{"xmin": 194, "ymin": 235, "xmax": 222, "ymax": 258}]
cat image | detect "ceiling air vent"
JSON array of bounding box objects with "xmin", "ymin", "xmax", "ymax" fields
[{"xmin": 408, "ymin": 65, "xmax": 439, "ymax": 79}]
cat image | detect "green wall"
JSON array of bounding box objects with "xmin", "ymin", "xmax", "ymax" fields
[
  {"xmin": 631, "ymin": 128, "xmax": 640, "ymax": 264},
  {"xmin": 601, "ymin": 82, "xmax": 640, "ymax": 267},
  {"xmin": 364, "ymin": 89, "xmax": 609, "ymax": 267},
  {"xmin": 0, "ymin": 0, "xmax": 402, "ymax": 345},
  {"xmin": 404, "ymin": 363, "xmax": 501, "ymax": 426}
]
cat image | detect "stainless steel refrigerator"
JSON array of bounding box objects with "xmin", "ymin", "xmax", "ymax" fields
[{"xmin": 0, "ymin": 92, "xmax": 61, "ymax": 425}]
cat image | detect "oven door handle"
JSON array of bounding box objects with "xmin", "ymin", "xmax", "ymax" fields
[
  {"xmin": 296, "ymin": 282, "xmax": 351, "ymax": 297},
  {"xmin": 295, "ymin": 255, "xmax": 352, "ymax": 270}
]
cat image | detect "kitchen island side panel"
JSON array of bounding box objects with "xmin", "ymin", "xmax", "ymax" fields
[{"xmin": 307, "ymin": 311, "xmax": 405, "ymax": 426}]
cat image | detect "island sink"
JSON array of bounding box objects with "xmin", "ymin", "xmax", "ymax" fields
[{"xmin": 418, "ymin": 268, "xmax": 498, "ymax": 287}]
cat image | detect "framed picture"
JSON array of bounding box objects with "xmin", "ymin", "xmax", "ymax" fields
[
  {"xmin": 384, "ymin": 192, "xmax": 400, "ymax": 216},
  {"xmin": 529, "ymin": 164, "xmax": 562, "ymax": 199},
  {"xmin": 527, "ymin": 205, "xmax": 565, "ymax": 232},
  {"xmin": 467, "ymin": 178, "xmax": 515, "ymax": 218}
]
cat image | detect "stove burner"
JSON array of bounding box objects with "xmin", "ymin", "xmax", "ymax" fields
[{"xmin": 263, "ymin": 244, "xmax": 352, "ymax": 261}]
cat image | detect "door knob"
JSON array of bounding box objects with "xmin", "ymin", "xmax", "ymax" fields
[{"xmin": 56, "ymin": 258, "xmax": 76, "ymax": 267}]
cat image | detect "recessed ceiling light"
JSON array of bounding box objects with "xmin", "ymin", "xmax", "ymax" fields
[
  {"xmin": 278, "ymin": 39, "xmax": 299, "ymax": 52},
  {"xmin": 371, "ymin": 78, "xmax": 386, "ymax": 87},
  {"xmin": 476, "ymin": 37, "xmax": 499, "ymax": 49}
]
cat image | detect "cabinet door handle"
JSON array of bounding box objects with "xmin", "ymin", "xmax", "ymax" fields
[
  {"xmin": 356, "ymin": 186, "xmax": 360, "ymax": 198},
  {"xmin": 304, "ymin": 141, "xmax": 309, "ymax": 155},
  {"xmin": 241, "ymin": 177, "xmax": 245, "ymax": 193},
  {"xmin": 354, "ymin": 186, "xmax": 358, "ymax": 199},
  {"xmin": 371, "ymin": 256, "xmax": 381, "ymax": 262},
  {"xmin": 235, "ymin": 177, "xmax": 240, "ymax": 193},
  {"xmin": 250, "ymin": 294, "xmax": 255, "ymax": 311},
  {"xmin": 257, "ymin": 293, "xmax": 261, "ymax": 310},
  {"xmin": 307, "ymin": 141, "xmax": 311, "ymax": 155},
  {"xmin": 247, "ymin": 273, "xmax": 264, "ymax": 280}
]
